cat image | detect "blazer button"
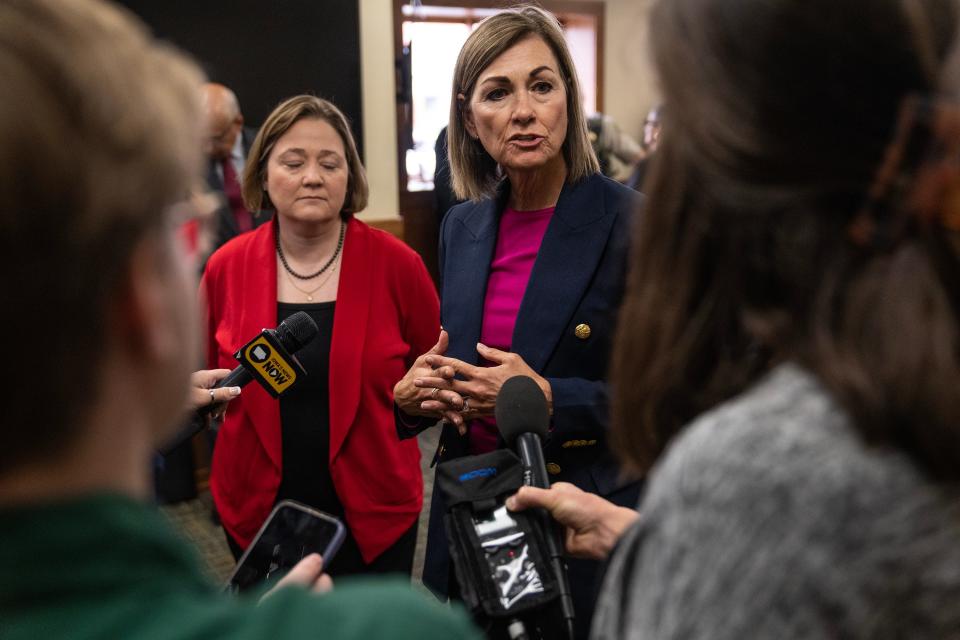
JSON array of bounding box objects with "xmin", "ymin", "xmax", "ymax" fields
[
  {"xmin": 546, "ymin": 462, "xmax": 562, "ymax": 475},
  {"xmin": 574, "ymin": 323, "xmax": 591, "ymax": 340}
]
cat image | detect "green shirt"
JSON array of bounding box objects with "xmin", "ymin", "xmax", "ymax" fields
[{"xmin": 0, "ymin": 494, "xmax": 480, "ymax": 640}]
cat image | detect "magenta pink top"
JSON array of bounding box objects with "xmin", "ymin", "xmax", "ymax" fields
[{"xmin": 469, "ymin": 205, "xmax": 555, "ymax": 454}]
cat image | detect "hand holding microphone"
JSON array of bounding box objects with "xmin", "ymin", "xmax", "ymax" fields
[
  {"xmin": 187, "ymin": 369, "xmax": 240, "ymax": 418},
  {"xmin": 496, "ymin": 375, "xmax": 639, "ymax": 578},
  {"xmin": 201, "ymin": 309, "xmax": 320, "ymax": 407},
  {"xmin": 507, "ymin": 483, "xmax": 639, "ymax": 561},
  {"xmin": 159, "ymin": 311, "xmax": 319, "ymax": 455},
  {"xmin": 496, "ymin": 375, "xmax": 576, "ymax": 639}
]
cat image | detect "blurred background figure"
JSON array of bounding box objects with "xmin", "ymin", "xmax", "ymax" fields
[
  {"xmin": 0, "ymin": 1, "xmax": 476, "ymax": 639},
  {"xmin": 393, "ymin": 6, "xmax": 642, "ymax": 637},
  {"xmin": 625, "ymin": 104, "xmax": 662, "ymax": 191},
  {"xmin": 586, "ymin": 112, "xmax": 644, "ymax": 183},
  {"xmin": 641, "ymin": 104, "xmax": 662, "ymax": 152},
  {"xmin": 204, "ymin": 95, "xmax": 439, "ymax": 579},
  {"xmin": 197, "ymin": 82, "xmax": 268, "ymax": 260}
]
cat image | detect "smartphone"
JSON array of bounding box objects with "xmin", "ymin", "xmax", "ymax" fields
[{"xmin": 225, "ymin": 500, "xmax": 346, "ymax": 594}]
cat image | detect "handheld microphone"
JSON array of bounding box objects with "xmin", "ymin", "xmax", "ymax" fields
[
  {"xmin": 199, "ymin": 310, "xmax": 319, "ymax": 405},
  {"xmin": 158, "ymin": 311, "xmax": 319, "ymax": 455},
  {"xmin": 496, "ymin": 375, "xmax": 576, "ymax": 640}
]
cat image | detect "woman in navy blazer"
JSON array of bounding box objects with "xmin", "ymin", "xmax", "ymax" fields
[{"xmin": 393, "ymin": 7, "xmax": 642, "ymax": 637}]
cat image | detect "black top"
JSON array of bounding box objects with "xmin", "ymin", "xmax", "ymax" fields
[{"xmin": 275, "ymin": 301, "xmax": 341, "ymax": 516}]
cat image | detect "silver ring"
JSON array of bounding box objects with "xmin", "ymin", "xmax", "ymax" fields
[
  {"xmin": 462, "ymin": 398, "xmax": 470, "ymax": 412},
  {"xmin": 431, "ymin": 387, "xmax": 440, "ymax": 399},
  {"xmin": 209, "ymin": 389, "xmax": 216, "ymax": 405}
]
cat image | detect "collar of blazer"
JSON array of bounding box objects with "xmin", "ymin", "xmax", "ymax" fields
[{"xmin": 441, "ymin": 173, "xmax": 621, "ymax": 373}]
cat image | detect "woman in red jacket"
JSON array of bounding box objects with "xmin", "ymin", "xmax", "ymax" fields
[{"xmin": 203, "ymin": 95, "xmax": 440, "ymax": 576}]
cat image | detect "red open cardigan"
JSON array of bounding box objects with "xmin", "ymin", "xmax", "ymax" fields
[{"xmin": 202, "ymin": 217, "xmax": 439, "ymax": 562}]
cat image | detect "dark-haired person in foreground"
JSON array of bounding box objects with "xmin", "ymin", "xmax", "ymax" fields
[
  {"xmin": 512, "ymin": 0, "xmax": 960, "ymax": 637},
  {"xmin": 0, "ymin": 1, "xmax": 478, "ymax": 639}
]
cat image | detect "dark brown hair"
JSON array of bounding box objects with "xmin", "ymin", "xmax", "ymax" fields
[
  {"xmin": 0, "ymin": 0, "xmax": 203, "ymax": 473},
  {"xmin": 242, "ymin": 95, "xmax": 368, "ymax": 219},
  {"xmin": 611, "ymin": 0, "xmax": 960, "ymax": 479}
]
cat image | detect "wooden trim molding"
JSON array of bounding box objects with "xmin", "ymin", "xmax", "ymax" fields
[{"xmin": 365, "ymin": 217, "xmax": 405, "ymax": 239}]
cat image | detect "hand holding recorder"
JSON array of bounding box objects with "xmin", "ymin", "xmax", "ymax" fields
[{"xmin": 506, "ymin": 483, "xmax": 639, "ymax": 561}]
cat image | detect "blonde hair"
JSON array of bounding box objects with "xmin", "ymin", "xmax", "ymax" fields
[
  {"xmin": 242, "ymin": 95, "xmax": 369, "ymax": 218},
  {"xmin": 448, "ymin": 4, "xmax": 599, "ymax": 201},
  {"xmin": 0, "ymin": 0, "xmax": 204, "ymax": 472}
]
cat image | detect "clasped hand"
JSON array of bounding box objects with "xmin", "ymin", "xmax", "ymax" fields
[{"xmin": 393, "ymin": 330, "xmax": 552, "ymax": 435}]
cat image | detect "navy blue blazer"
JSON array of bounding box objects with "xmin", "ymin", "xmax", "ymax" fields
[{"xmin": 419, "ymin": 172, "xmax": 643, "ymax": 602}]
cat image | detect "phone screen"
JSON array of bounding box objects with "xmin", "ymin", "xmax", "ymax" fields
[{"xmin": 225, "ymin": 500, "xmax": 346, "ymax": 594}]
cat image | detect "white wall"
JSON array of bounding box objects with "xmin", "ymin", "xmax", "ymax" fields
[
  {"xmin": 600, "ymin": 0, "xmax": 659, "ymax": 142},
  {"xmin": 356, "ymin": 0, "xmax": 659, "ymax": 221},
  {"xmin": 358, "ymin": 0, "xmax": 400, "ymax": 221}
]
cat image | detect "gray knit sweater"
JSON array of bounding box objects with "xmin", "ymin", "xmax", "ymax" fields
[{"xmin": 592, "ymin": 365, "xmax": 960, "ymax": 639}]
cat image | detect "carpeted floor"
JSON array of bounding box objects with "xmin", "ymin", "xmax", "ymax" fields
[{"xmin": 160, "ymin": 427, "xmax": 440, "ymax": 590}]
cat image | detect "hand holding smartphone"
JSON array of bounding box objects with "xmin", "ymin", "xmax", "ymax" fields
[{"xmin": 225, "ymin": 500, "xmax": 346, "ymax": 594}]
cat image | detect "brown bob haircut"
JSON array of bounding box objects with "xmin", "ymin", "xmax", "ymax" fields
[
  {"xmin": 242, "ymin": 95, "xmax": 369, "ymax": 219},
  {"xmin": 448, "ymin": 4, "xmax": 600, "ymax": 201},
  {"xmin": 611, "ymin": 0, "xmax": 960, "ymax": 480},
  {"xmin": 0, "ymin": 0, "xmax": 203, "ymax": 474}
]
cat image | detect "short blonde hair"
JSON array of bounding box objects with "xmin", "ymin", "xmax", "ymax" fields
[
  {"xmin": 0, "ymin": 0, "xmax": 203, "ymax": 473},
  {"xmin": 243, "ymin": 95, "xmax": 368, "ymax": 219},
  {"xmin": 449, "ymin": 5, "xmax": 599, "ymax": 201}
]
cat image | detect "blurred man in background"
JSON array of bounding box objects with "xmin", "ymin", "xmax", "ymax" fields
[{"xmin": 200, "ymin": 82, "xmax": 268, "ymax": 259}]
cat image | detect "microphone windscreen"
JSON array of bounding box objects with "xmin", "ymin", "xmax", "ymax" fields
[
  {"xmin": 495, "ymin": 375, "xmax": 550, "ymax": 445},
  {"xmin": 277, "ymin": 311, "xmax": 319, "ymax": 352}
]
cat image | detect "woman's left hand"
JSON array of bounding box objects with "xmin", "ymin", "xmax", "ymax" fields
[{"xmin": 415, "ymin": 343, "xmax": 552, "ymax": 418}]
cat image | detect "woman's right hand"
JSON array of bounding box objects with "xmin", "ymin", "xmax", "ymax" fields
[
  {"xmin": 393, "ymin": 330, "xmax": 467, "ymax": 432},
  {"xmin": 506, "ymin": 482, "xmax": 639, "ymax": 560},
  {"xmin": 261, "ymin": 553, "xmax": 333, "ymax": 602}
]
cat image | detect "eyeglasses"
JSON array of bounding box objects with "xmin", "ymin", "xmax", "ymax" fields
[{"xmin": 167, "ymin": 188, "xmax": 225, "ymax": 227}]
